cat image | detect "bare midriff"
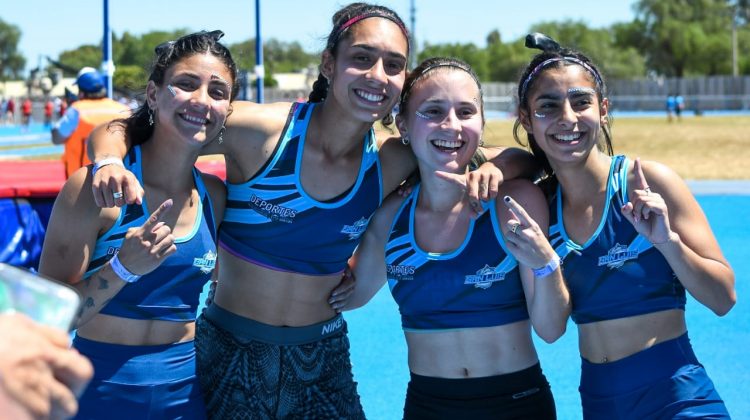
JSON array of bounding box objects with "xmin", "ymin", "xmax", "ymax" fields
[
  {"xmin": 405, "ymin": 320, "xmax": 539, "ymax": 378},
  {"xmin": 578, "ymin": 309, "xmax": 687, "ymax": 364},
  {"xmin": 78, "ymin": 316, "xmax": 196, "ymax": 346},
  {"xmin": 212, "ymin": 247, "xmax": 342, "ymax": 327}
]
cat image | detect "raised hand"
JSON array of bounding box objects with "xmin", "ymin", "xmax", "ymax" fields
[
  {"xmin": 436, "ymin": 162, "xmax": 504, "ymax": 217},
  {"xmin": 502, "ymin": 195, "xmax": 557, "ymax": 269},
  {"xmin": 116, "ymin": 199, "xmax": 177, "ymax": 276},
  {"xmin": 620, "ymin": 158, "xmax": 672, "ymax": 245},
  {"xmin": 91, "ymin": 161, "xmax": 144, "ymax": 208},
  {"xmin": 328, "ymin": 265, "xmax": 356, "ymax": 313}
]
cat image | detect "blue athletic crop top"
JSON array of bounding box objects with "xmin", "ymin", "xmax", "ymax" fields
[
  {"xmin": 84, "ymin": 145, "xmax": 217, "ymax": 322},
  {"xmin": 219, "ymin": 102, "xmax": 383, "ymax": 275},
  {"xmin": 548, "ymin": 155, "xmax": 685, "ymax": 324},
  {"xmin": 385, "ymin": 185, "xmax": 529, "ymax": 331}
]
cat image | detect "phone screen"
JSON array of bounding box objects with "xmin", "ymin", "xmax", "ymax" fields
[{"xmin": 0, "ymin": 263, "xmax": 82, "ymax": 331}]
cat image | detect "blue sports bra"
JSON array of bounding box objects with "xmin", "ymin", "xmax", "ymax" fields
[
  {"xmin": 385, "ymin": 185, "xmax": 528, "ymax": 331},
  {"xmin": 219, "ymin": 102, "xmax": 383, "ymax": 275},
  {"xmin": 85, "ymin": 145, "xmax": 217, "ymax": 322},
  {"xmin": 548, "ymin": 155, "xmax": 685, "ymax": 324}
]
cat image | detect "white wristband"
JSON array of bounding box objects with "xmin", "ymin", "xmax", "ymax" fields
[
  {"xmin": 92, "ymin": 157, "xmax": 124, "ymax": 176},
  {"xmin": 533, "ymin": 255, "xmax": 561, "ymax": 278},
  {"xmin": 109, "ymin": 253, "xmax": 141, "ymax": 283}
]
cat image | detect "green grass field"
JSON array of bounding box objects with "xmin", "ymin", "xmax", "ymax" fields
[
  {"xmin": 8, "ymin": 116, "xmax": 750, "ymax": 179},
  {"xmin": 477, "ymin": 116, "xmax": 750, "ymax": 180}
]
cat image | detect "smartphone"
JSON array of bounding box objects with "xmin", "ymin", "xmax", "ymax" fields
[{"xmin": 0, "ymin": 263, "xmax": 82, "ymax": 332}]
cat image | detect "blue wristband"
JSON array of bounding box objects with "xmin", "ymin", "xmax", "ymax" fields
[{"xmin": 533, "ymin": 255, "xmax": 561, "ymax": 278}]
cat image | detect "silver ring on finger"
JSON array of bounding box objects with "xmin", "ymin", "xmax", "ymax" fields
[
  {"xmin": 113, "ymin": 191, "xmax": 124, "ymax": 200},
  {"xmin": 644, "ymin": 187, "xmax": 651, "ymax": 195},
  {"xmin": 509, "ymin": 224, "xmax": 519, "ymax": 235}
]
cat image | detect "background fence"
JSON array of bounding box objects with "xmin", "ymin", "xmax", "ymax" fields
[{"xmin": 481, "ymin": 75, "xmax": 750, "ymax": 115}]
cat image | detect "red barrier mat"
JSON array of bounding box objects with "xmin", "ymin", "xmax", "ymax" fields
[{"xmin": 0, "ymin": 160, "xmax": 226, "ymax": 198}]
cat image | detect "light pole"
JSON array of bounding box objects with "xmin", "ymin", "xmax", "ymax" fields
[
  {"xmin": 409, "ymin": 0, "xmax": 417, "ymax": 68},
  {"xmin": 102, "ymin": 0, "xmax": 114, "ymax": 98},
  {"xmin": 255, "ymin": 0, "xmax": 264, "ymax": 103}
]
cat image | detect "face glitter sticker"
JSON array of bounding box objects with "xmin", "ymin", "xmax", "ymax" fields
[
  {"xmin": 568, "ymin": 87, "xmax": 596, "ymax": 96},
  {"xmin": 415, "ymin": 110, "xmax": 431, "ymax": 120},
  {"xmin": 167, "ymin": 84, "xmax": 177, "ymax": 97},
  {"xmin": 210, "ymin": 73, "xmax": 231, "ymax": 88}
]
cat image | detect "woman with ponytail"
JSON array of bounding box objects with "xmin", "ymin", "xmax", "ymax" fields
[
  {"xmin": 86, "ymin": 4, "xmax": 534, "ymax": 417},
  {"xmin": 515, "ymin": 33, "xmax": 734, "ymax": 419},
  {"xmin": 40, "ymin": 30, "xmax": 235, "ymax": 419}
]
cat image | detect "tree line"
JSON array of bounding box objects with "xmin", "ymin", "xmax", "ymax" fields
[{"xmin": 1, "ymin": 0, "xmax": 748, "ymax": 91}]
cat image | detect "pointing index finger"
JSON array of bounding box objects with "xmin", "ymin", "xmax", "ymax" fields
[
  {"xmin": 503, "ymin": 195, "xmax": 533, "ymax": 225},
  {"xmin": 634, "ymin": 157, "xmax": 649, "ymax": 190},
  {"xmin": 142, "ymin": 199, "xmax": 173, "ymax": 230}
]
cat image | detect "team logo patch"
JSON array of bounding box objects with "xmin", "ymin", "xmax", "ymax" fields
[
  {"xmin": 249, "ymin": 194, "xmax": 296, "ymax": 224},
  {"xmin": 193, "ymin": 250, "xmax": 217, "ymax": 274},
  {"xmin": 341, "ymin": 216, "xmax": 370, "ymax": 240},
  {"xmin": 598, "ymin": 243, "xmax": 638, "ymax": 269},
  {"xmin": 387, "ymin": 264, "xmax": 416, "ymax": 281},
  {"xmin": 465, "ymin": 264, "xmax": 507, "ymax": 289}
]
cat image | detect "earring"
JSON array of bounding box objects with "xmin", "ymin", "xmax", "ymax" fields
[
  {"xmin": 479, "ymin": 139, "xmax": 485, "ymax": 147},
  {"xmin": 218, "ymin": 126, "xmax": 226, "ymax": 144},
  {"xmin": 401, "ymin": 134, "xmax": 410, "ymax": 146},
  {"xmin": 148, "ymin": 108, "xmax": 154, "ymax": 126}
]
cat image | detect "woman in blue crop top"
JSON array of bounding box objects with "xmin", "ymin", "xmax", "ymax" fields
[
  {"xmin": 84, "ymin": 4, "xmax": 539, "ymax": 418},
  {"xmin": 340, "ymin": 57, "xmax": 571, "ymax": 419},
  {"xmin": 39, "ymin": 31, "xmax": 236, "ymax": 419},
  {"xmin": 513, "ymin": 33, "xmax": 736, "ymax": 419}
]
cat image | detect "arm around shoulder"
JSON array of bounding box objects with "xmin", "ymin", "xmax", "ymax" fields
[{"xmin": 344, "ymin": 192, "xmax": 407, "ymax": 310}]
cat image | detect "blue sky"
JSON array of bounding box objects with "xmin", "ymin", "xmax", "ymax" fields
[{"xmin": 5, "ymin": 0, "xmax": 636, "ymax": 74}]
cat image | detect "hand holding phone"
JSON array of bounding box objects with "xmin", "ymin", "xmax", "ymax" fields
[{"xmin": 0, "ymin": 263, "xmax": 82, "ymax": 332}]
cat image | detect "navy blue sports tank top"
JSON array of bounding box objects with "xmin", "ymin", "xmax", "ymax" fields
[
  {"xmin": 85, "ymin": 145, "xmax": 217, "ymax": 322},
  {"xmin": 219, "ymin": 102, "xmax": 383, "ymax": 275},
  {"xmin": 385, "ymin": 185, "xmax": 528, "ymax": 331},
  {"xmin": 548, "ymin": 155, "xmax": 685, "ymax": 324}
]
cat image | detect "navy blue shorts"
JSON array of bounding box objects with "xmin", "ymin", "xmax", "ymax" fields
[
  {"xmin": 195, "ymin": 304, "xmax": 365, "ymax": 419},
  {"xmin": 403, "ymin": 363, "xmax": 556, "ymax": 419},
  {"xmin": 580, "ymin": 333, "xmax": 729, "ymax": 419},
  {"xmin": 72, "ymin": 335, "xmax": 206, "ymax": 420}
]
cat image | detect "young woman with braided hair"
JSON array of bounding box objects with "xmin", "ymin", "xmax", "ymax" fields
[{"xmin": 86, "ymin": 4, "xmax": 535, "ymax": 417}]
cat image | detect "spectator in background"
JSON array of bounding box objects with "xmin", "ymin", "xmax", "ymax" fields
[
  {"xmin": 5, "ymin": 97, "xmax": 15, "ymax": 125},
  {"xmin": 51, "ymin": 67, "xmax": 130, "ymax": 179},
  {"xmin": 44, "ymin": 98, "xmax": 54, "ymax": 127},
  {"xmin": 666, "ymin": 93, "xmax": 676, "ymax": 122},
  {"xmin": 675, "ymin": 93, "xmax": 685, "ymax": 121},
  {"xmin": 21, "ymin": 97, "xmax": 32, "ymax": 131}
]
